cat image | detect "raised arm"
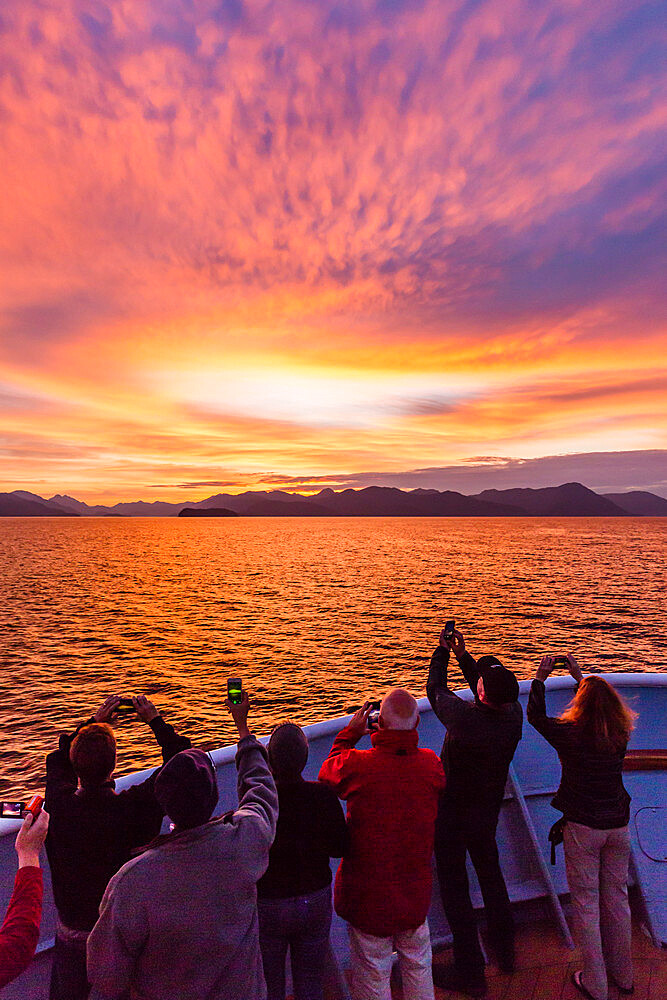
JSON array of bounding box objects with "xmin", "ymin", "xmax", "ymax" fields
[
  {"xmin": 132, "ymin": 696, "xmax": 192, "ymax": 763},
  {"xmin": 0, "ymin": 810, "xmax": 48, "ymax": 989},
  {"xmin": 318, "ymin": 703, "xmax": 371, "ymax": 797},
  {"xmin": 227, "ymin": 693, "xmax": 279, "ymax": 860},
  {"xmin": 527, "ymin": 656, "xmax": 579, "ymax": 751},
  {"xmin": 426, "ymin": 632, "xmax": 471, "ymax": 728}
]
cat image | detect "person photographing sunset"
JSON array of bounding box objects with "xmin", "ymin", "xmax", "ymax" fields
[
  {"xmin": 427, "ymin": 627, "xmax": 522, "ymax": 997},
  {"xmin": 319, "ymin": 689, "xmax": 445, "ymax": 1000},
  {"xmin": 45, "ymin": 694, "xmax": 190, "ymax": 1000},
  {"xmin": 528, "ymin": 655, "xmax": 636, "ymax": 1000},
  {"xmin": 87, "ymin": 690, "xmax": 278, "ymax": 1000},
  {"xmin": 0, "ymin": 808, "xmax": 49, "ymax": 989}
]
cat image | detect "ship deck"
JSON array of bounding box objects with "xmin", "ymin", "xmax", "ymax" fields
[
  {"xmin": 1, "ymin": 675, "xmax": 664, "ymax": 998},
  {"xmin": 413, "ymin": 896, "xmax": 666, "ymax": 1000},
  {"xmin": 4, "ymin": 894, "xmax": 665, "ymax": 1000}
]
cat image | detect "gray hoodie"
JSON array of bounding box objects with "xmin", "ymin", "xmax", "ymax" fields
[{"xmin": 87, "ymin": 736, "xmax": 278, "ymax": 1000}]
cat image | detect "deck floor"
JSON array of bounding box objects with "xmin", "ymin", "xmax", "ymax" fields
[
  {"xmin": 3, "ymin": 900, "xmax": 665, "ymax": 999},
  {"xmin": 410, "ymin": 907, "xmax": 666, "ymax": 1000}
]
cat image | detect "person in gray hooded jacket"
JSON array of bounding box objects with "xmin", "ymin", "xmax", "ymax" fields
[{"xmin": 86, "ymin": 691, "xmax": 278, "ymax": 1000}]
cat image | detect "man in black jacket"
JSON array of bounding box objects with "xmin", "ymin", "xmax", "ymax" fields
[
  {"xmin": 45, "ymin": 694, "xmax": 190, "ymax": 1000},
  {"xmin": 427, "ymin": 628, "xmax": 522, "ymax": 998}
]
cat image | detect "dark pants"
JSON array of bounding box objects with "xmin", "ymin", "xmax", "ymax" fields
[
  {"xmin": 434, "ymin": 796, "xmax": 515, "ymax": 976},
  {"xmin": 258, "ymin": 885, "xmax": 333, "ymax": 1000},
  {"xmin": 49, "ymin": 932, "xmax": 89, "ymax": 1000}
]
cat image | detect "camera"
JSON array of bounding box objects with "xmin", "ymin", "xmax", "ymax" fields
[
  {"xmin": 1, "ymin": 794, "xmax": 43, "ymax": 820},
  {"xmin": 368, "ymin": 700, "xmax": 381, "ymax": 731},
  {"xmin": 443, "ymin": 619, "xmax": 455, "ymax": 640},
  {"xmin": 0, "ymin": 802, "xmax": 24, "ymax": 820},
  {"xmin": 115, "ymin": 698, "xmax": 136, "ymax": 714}
]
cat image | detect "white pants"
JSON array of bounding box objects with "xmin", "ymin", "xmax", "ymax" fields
[
  {"xmin": 348, "ymin": 919, "xmax": 435, "ymax": 1000},
  {"xmin": 564, "ymin": 821, "xmax": 633, "ymax": 1000}
]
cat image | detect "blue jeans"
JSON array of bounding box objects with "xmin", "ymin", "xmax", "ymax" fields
[{"xmin": 258, "ymin": 885, "xmax": 333, "ymax": 1000}]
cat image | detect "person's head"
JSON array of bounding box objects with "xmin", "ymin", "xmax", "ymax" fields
[
  {"xmin": 268, "ymin": 722, "xmax": 309, "ymax": 780},
  {"xmin": 560, "ymin": 676, "xmax": 636, "ymax": 750},
  {"xmin": 70, "ymin": 723, "xmax": 117, "ymax": 787},
  {"xmin": 154, "ymin": 749, "xmax": 219, "ymax": 831},
  {"xmin": 476, "ymin": 656, "xmax": 519, "ymax": 707},
  {"xmin": 379, "ymin": 688, "xmax": 419, "ymax": 730}
]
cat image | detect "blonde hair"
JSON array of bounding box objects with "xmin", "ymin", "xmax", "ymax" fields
[{"xmin": 559, "ymin": 676, "xmax": 637, "ymax": 751}]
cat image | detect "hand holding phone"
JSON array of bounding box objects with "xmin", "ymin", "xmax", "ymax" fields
[
  {"xmin": 225, "ymin": 682, "xmax": 250, "ymax": 740},
  {"xmin": 367, "ymin": 700, "xmax": 381, "ymax": 732},
  {"xmin": 15, "ymin": 807, "xmax": 49, "ymax": 869},
  {"xmin": 227, "ymin": 678, "xmax": 243, "ymax": 705},
  {"xmin": 440, "ymin": 621, "xmax": 465, "ymax": 658},
  {"xmin": 94, "ymin": 695, "xmax": 123, "ymax": 723},
  {"xmin": 132, "ymin": 696, "xmax": 159, "ymax": 723}
]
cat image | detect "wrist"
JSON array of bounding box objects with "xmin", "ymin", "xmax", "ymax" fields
[
  {"xmin": 236, "ymin": 725, "xmax": 251, "ymax": 740},
  {"xmin": 17, "ymin": 851, "xmax": 41, "ymax": 869},
  {"xmin": 536, "ymin": 671, "xmax": 549, "ymax": 682}
]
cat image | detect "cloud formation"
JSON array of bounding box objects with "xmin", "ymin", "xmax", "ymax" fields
[{"xmin": 0, "ymin": 0, "xmax": 665, "ymax": 499}]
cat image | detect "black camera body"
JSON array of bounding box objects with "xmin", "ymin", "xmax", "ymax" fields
[{"xmin": 368, "ymin": 700, "xmax": 381, "ymax": 731}]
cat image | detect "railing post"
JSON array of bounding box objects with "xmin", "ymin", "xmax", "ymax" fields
[{"xmin": 507, "ymin": 764, "xmax": 574, "ymax": 949}]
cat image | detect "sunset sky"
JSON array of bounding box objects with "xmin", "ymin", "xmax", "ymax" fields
[{"xmin": 1, "ymin": 0, "xmax": 665, "ymax": 501}]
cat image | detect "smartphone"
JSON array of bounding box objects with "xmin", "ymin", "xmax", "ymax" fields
[
  {"xmin": 114, "ymin": 698, "xmax": 135, "ymax": 714},
  {"xmin": 368, "ymin": 700, "xmax": 381, "ymax": 731},
  {"xmin": 553, "ymin": 656, "xmax": 569, "ymax": 666},
  {"xmin": 444, "ymin": 619, "xmax": 455, "ymax": 640},
  {"xmin": 0, "ymin": 795, "xmax": 42, "ymax": 820},
  {"xmin": 227, "ymin": 678, "xmax": 243, "ymax": 705}
]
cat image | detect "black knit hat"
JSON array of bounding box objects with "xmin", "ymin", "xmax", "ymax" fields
[
  {"xmin": 154, "ymin": 749, "xmax": 219, "ymax": 829},
  {"xmin": 268, "ymin": 722, "xmax": 308, "ymax": 779},
  {"xmin": 478, "ymin": 655, "xmax": 519, "ymax": 705}
]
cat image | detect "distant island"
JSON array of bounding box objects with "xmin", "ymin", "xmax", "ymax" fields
[
  {"xmin": 1, "ymin": 483, "xmax": 667, "ymax": 518},
  {"xmin": 178, "ymin": 507, "xmax": 238, "ymax": 517}
]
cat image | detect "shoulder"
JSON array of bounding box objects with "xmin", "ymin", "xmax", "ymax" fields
[
  {"xmin": 307, "ymin": 779, "xmax": 340, "ymax": 800},
  {"xmin": 417, "ymin": 747, "xmax": 445, "ymax": 774},
  {"xmin": 105, "ymin": 848, "xmax": 154, "ymax": 895}
]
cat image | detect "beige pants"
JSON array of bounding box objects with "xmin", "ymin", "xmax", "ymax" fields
[
  {"xmin": 564, "ymin": 821, "xmax": 633, "ymax": 1000},
  {"xmin": 347, "ymin": 919, "xmax": 435, "ymax": 1000}
]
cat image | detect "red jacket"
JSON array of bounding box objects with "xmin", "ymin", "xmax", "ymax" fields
[
  {"xmin": 319, "ymin": 726, "xmax": 445, "ymax": 936},
  {"xmin": 0, "ymin": 867, "xmax": 43, "ymax": 988}
]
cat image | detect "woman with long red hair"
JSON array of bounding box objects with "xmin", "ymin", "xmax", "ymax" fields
[{"xmin": 528, "ymin": 654, "xmax": 637, "ymax": 1000}]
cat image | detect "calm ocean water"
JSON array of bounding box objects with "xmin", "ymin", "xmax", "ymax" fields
[{"xmin": 1, "ymin": 517, "xmax": 665, "ymax": 797}]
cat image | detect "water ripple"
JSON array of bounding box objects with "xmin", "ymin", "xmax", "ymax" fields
[{"xmin": 0, "ymin": 517, "xmax": 665, "ymax": 795}]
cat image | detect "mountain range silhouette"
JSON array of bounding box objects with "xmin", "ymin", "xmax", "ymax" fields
[{"xmin": 1, "ymin": 484, "xmax": 666, "ymax": 517}]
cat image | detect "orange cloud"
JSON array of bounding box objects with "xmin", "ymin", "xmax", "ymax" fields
[{"xmin": 0, "ymin": 0, "xmax": 665, "ymax": 499}]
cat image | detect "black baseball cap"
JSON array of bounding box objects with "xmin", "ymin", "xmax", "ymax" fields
[{"xmin": 478, "ymin": 655, "xmax": 519, "ymax": 705}]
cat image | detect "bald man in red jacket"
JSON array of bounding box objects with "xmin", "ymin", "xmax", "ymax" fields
[{"xmin": 319, "ymin": 689, "xmax": 445, "ymax": 1000}]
